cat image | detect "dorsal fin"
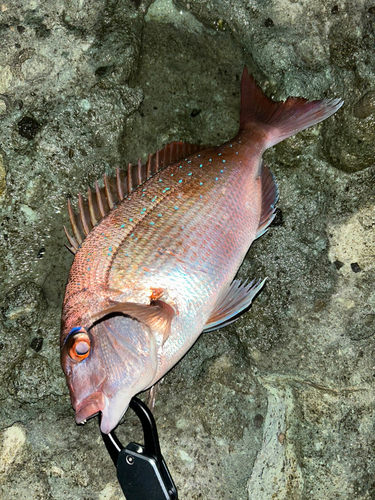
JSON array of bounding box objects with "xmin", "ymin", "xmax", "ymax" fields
[
  {"xmin": 255, "ymin": 162, "xmax": 279, "ymax": 239},
  {"xmin": 64, "ymin": 141, "xmax": 208, "ymax": 253}
]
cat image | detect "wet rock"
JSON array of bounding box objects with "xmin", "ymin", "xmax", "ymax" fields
[
  {"xmin": 353, "ymin": 90, "xmax": 375, "ymax": 119},
  {"xmin": 253, "ymin": 414, "xmax": 264, "ymax": 428},
  {"xmin": 0, "ymin": 152, "xmax": 5, "ymax": 198},
  {"xmin": 0, "ymin": 423, "xmax": 27, "ymax": 475},
  {"xmin": 0, "ymin": 0, "xmax": 374, "ymax": 498},
  {"xmin": 351, "ymin": 262, "xmax": 361, "ymax": 273},
  {"xmin": 30, "ymin": 337, "xmax": 43, "ymax": 352},
  {"xmin": 324, "ymin": 104, "xmax": 375, "ymax": 172},
  {"xmin": 3, "ymin": 282, "xmax": 46, "ymax": 328},
  {"xmin": 6, "ymin": 353, "xmax": 52, "ymax": 403},
  {"xmin": 17, "ymin": 116, "xmax": 41, "ymax": 140}
]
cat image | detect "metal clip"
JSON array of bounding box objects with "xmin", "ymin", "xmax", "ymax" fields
[{"xmin": 100, "ymin": 397, "xmax": 178, "ymax": 500}]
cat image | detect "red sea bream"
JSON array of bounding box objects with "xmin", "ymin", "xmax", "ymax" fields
[{"xmin": 60, "ymin": 68, "xmax": 343, "ymax": 433}]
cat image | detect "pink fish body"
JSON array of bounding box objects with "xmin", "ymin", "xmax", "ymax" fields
[{"xmin": 61, "ymin": 68, "xmax": 342, "ymax": 433}]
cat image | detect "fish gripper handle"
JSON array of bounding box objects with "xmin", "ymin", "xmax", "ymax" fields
[{"xmin": 100, "ymin": 397, "xmax": 178, "ymax": 500}]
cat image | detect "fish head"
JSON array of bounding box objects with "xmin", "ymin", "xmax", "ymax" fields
[{"xmin": 61, "ymin": 300, "xmax": 158, "ymax": 434}]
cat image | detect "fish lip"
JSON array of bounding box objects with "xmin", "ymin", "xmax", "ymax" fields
[{"xmin": 74, "ymin": 391, "xmax": 105, "ymax": 424}]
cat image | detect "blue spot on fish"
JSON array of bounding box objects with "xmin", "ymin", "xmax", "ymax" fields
[
  {"xmin": 222, "ymin": 160, "xmax": 226, "ymax": 163},
  {"xmin": 174, "ymin": 206, "xmax": 178, "ymax": 210},
  {"xmin": 199, "ymin": 182, "xmax": 203, "ymax": 185},
  {"xmin": 188, "ymin": 172, "xmax": 192, "ymax": 176},
  {"xmin": 121, "ymin": 224, "xmax": 125, "ymax": 228},
  {"xmin": 150, "ymin": 222, "xmax": 154, "ymax": 225},
  {"xmin": 199, "ymin": 164, "xmax": 203, "ymax": 168},
  {"xmin": 69, "ymin": 326, "xmax": 82, "ymax": 335},
  {"xmin": 179, "ymin": 179, "xmax": 183, "ymax": 183}
]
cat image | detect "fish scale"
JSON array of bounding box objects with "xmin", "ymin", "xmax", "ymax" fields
[
  {"xmin": 108, "ymin": 142, "xmax": 261, "ymax": 325},
  {"xmin": 60, "ymin": 68, "xmax": 343, "ymax": 434},
  {"xmin": 64, "ymin": 137, "xmax": 263, "ymax": 409}
]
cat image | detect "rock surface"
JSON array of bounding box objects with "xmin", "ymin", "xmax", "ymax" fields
[{"xmin": 0, "ymin": 0, "xmax": 374, "ymax": 499}]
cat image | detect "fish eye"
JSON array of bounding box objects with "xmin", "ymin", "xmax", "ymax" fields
[{"xmin": 68, "ymin": 331, "xmax": 91, "ymax": 362}]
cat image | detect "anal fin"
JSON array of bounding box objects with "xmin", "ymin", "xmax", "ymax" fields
[
  {"xmin": 204, "ymin": 278, "xmax": 266, "ymax": 333},
  {"xmin": 145, "ymin": 378, "xmax": 164, "ymax": 413}
]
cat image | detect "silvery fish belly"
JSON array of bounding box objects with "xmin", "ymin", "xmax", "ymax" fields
[{"xmin": 60, "ymin": 68, "xmax": 343, "ymax": 434}]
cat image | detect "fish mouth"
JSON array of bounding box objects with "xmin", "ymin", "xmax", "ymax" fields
[
  {"xmin": 99, "ymin": 388, "xmax": 133, "ymax": 434},
  {"xmin": 74, "ymin": 391, "xmax": 105, "ymax": 424}
]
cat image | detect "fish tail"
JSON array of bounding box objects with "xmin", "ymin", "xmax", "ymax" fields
[{"xmin": 239, "ymin": 67, "xmax": 343, "ymax": 149}]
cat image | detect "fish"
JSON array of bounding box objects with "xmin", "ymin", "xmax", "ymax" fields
[{"xmin": 60, "ymin": 68, "xmax": 343, "ymax": 434}]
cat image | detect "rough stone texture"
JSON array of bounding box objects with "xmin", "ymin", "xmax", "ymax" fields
[{"xmin": 0, "ymin": 0, "xmax": 374, "ymax": 499}]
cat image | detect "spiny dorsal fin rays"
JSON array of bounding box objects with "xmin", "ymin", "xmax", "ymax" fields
[
  {"xmin": 87, "ymin": 187, "xmax": 98, "ymax": 226},
  {"xmin": 64, "ymin": 225, "xmax": 79, "ymax": 253},
  {"xmin": 146, "ymin": 154, "xmax": 152, "ymax": 178},
  {"xmin": 95, "ymin": 180, "xmax": 106, "ymax": 218},
  {"xmin": 67, "ymin": 198, "xmax": 83, "ymax": 245},
  {"xmin": 155, "ymin": 150, "xmax": 160, "ymax": 172},
  {"xmin": 104, "ymin": 174, "xmax": 115, "ymax": 209},
  {"xmin": 203, "ymin": 278, "xmax": 267, "ymax": 332},
  {"xmin": 92, "ymin": 300, "xmax": 176, "ymax": 345},
  {"xmin": 127, "ymin": 163, "xmax": 132, "ymax": 194},
  {"xmin": 116, "ymin": 167, "xmax": 124, "ymax": 200},
  {"xmin": 137, "ymin": 158, "xmax": 142, "ymax": 185},
  {"xmin": 78, "ymin": 193, "xmax": 90, "ymax": 236},
  {"xmin": 64, "ymin": 141, "xmax": 209, "ymax": 254}
]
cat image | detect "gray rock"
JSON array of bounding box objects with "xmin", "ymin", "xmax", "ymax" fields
[{"xmin": 0, "ymin": 0, "xmax": 374, "ymax": 499}]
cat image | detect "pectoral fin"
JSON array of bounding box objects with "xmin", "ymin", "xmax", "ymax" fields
[
  {"xmin": 93, "ymin": 300, "xmax": 175, "ymax": 345},
  {"xmin": 204, "ymin": 278, "xmax": 266, "ymax": 332}
]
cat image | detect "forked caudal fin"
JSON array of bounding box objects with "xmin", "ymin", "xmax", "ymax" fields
[{"xmin": 240, "ymin": 67, "xmax": 344, "ymax": 149}]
